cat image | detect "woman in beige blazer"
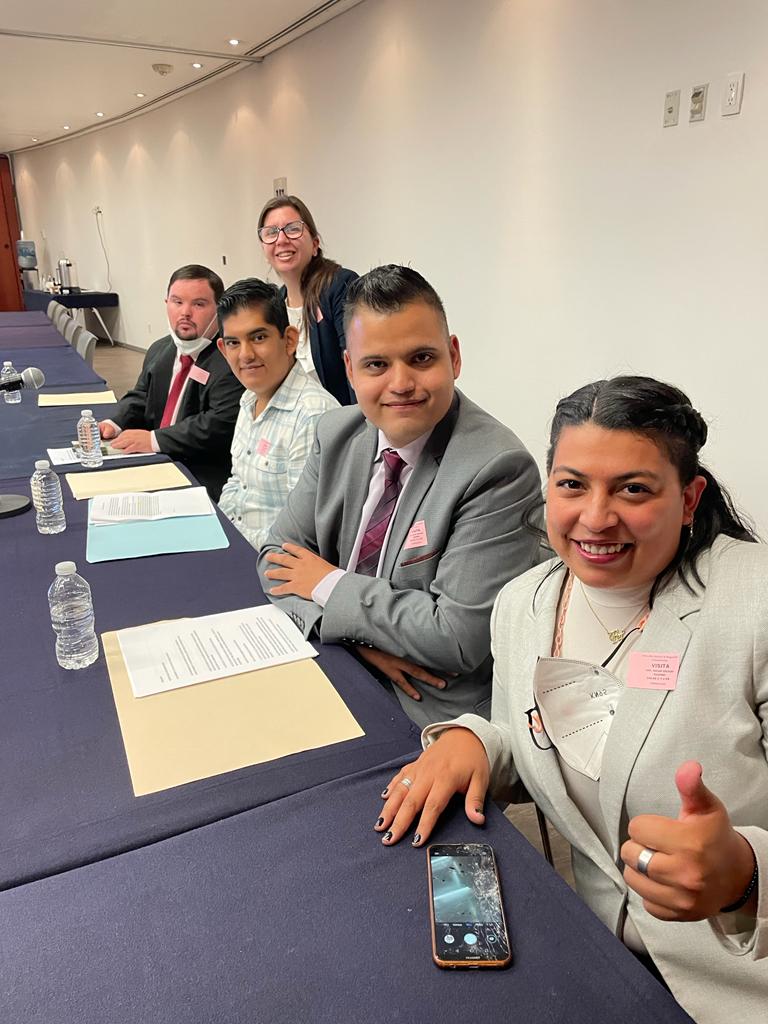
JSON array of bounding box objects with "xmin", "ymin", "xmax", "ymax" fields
[{"xmin": 374, "ymin": 376, "xmax": 767, "ymax": 1023}]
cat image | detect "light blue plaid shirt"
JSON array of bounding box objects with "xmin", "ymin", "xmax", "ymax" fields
[{"xmin": 219, "ymin": 361, "xmax": 338, "ymax": 550}]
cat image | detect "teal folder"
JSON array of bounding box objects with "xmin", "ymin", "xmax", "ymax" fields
[{"xmin": 86, "ymin": 506, "xmax": 230, "ymax": 563}]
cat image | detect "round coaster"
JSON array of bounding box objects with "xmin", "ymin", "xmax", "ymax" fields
[{"xmin": 0, "ymin": 494, "xmax": 32, "ymax": 519}]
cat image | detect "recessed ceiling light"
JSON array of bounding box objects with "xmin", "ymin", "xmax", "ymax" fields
[
  {"xmin": 135, "ymin": 92, "xmax": 145, "ymax": 98},
  {"xmin": 95, "ymin": 111, "xmax": 104, "ymax": 117},
  {"xmin": 31, "ymin": 137, "xmax": 38, "ymax": 142},
  {"xmin": 228, "ymin": 38, "xmax": 240, "ymax": 46},
  {"xmin": 191, "ymin": 62, "xmax": 203, "ymax": 69},
  {"xmin": 63, "ymin": 125, "xmax": 70, "ymax": 130}
]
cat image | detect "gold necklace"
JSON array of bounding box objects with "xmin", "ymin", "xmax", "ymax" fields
[{"xmin": 580, "ymin": 583, "xmax": 648, "ymax": 644}]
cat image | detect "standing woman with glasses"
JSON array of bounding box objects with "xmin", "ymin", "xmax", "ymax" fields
[
  {"xmin": 257, "ymin": 195, "xmax": 358, "ymax": 406},
  {"xmin": 372, "ymin": 376, "xmax": 768, "ymax": 1023}
]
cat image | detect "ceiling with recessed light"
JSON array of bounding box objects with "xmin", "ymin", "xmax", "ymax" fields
[{"xmin": 0, "ymin": 0, "xmax": 365, "ymax": 153}]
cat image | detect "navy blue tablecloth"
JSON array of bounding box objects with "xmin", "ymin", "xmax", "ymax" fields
[
  {"xmin": 0, "ymin": 758, "xmax": 693, "ymax": 1024},
  {"xmin": 0, "ymin": 310, "xmax": 50, "ymax": 326},
  {"xmin": 0, "ymin": 385, "xmax": 118, "ymax": 481},
  {"xmin": 0, "ymin": 325, "xmax": 69, "ymax": 348},
  {"xmin": 0, "ymin": 475, "xmax": 420, "ymax": 890},
  {"xmin": 0, "ymin": 343, "xmax": 103, "ymax": 387},
  {"xmin": 24, "ymin": 289, "xmax": 119, "ymax": 311}
]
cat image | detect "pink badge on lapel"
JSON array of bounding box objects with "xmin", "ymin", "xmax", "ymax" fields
[
  {"xmin": 189, "ymin": 364, "xmax": 210, "ymax": 385},
  {"xmin": 627, "ymin": 652, "xmax": 680, "ymax": 691},
  {"xmin": 315, "ymin": 307, "xmax": 324, "ymax": 323},
  {"xmin": 404, "ymin": 520, "xmax": 428, "ymax": 550}
]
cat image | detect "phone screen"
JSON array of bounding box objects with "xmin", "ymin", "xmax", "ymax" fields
[{"xmin": 427, "ymin": 843, "xmax": 511, "ymax": 967}]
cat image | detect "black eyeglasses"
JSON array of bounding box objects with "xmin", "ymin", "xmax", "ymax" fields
[
  {"xmin": 524, "ymin": 705, "xmax": 553, "ymax": 751},
  {"xmin": 258, "ymin": 220, "xmax": 306, "ymax": 244}
]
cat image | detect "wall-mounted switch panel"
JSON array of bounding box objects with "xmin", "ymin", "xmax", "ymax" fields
[
  {"xmin": 663, "ymin": 89, "xmax": 680, "ymax": 127},
  {"xmin": 689, "ymin": 83, "xmax": 708, "ymax": 122}
]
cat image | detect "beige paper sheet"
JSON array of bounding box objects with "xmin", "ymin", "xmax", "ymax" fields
[
  {"xmin": 102, "ymin": 629, "xmax": 365, "ymax": 796},
  {"xmin": 65, "ymin": 462, "xmax": 190, "ymax": 499},
  {"xmin": 38, "ymin": 390, "xmax": 117, "ymax": 406}
]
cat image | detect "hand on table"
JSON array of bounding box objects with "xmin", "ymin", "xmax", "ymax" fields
[
  {"xmin": 99, "ymin": 421, "xmax": 118, "ymax": 440},
  {"xmin": 109, "ymin": 429, "xmax": 154, "ymax": 453},
  {"xmin": 264, "ymin": 543, "xmax": 339, "ymax": 599},
  {"xmin": 355, "ymin": 646, "xmax": 447, "ymax": 703},
  {"xmin": 621, "ymin": 760, "xmax": 757, "ymax": 921},
  {"xmin": 374, "ymin": 727, "xmax": 490, "ymax": 847}
]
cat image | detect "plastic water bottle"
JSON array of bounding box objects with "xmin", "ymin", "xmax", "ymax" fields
[
  {"xmin": 77, "ymin": 408, "xmax": 103, "ymax": 468},
  {"xmin": 48, "ymin": 562, "xmax": 99, "ymax": 670},
  {"xmin": 30, "ymin": 459, "xmax": 67, "ymax": 534},
  {"xmin": 1, "ymin": 360, "xmax": 21, "ymax": 404}
]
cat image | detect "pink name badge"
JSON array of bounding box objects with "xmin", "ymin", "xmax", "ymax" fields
[
  {"xmin": 256, "ymin": 438, "xmax": 271, "ymax": 456},
  {"xmin": 404, "ymin": 520, "xmax": 428, "ymax": 550},
  {"xmin": 189, "ymin": 364, "xmax": 210, "ymax": 385},
  {"xmin": 627, "ymin": 652, "xmax": 680, "ymax": 691},
  {"xmin": 315, "ymin": 306, "xmax": 324, "ymax": 323}
]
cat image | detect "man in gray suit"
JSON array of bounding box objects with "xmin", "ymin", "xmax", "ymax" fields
[{"xmin": 258, "ymin": 265, "xmax": 542, "ymax": 727}]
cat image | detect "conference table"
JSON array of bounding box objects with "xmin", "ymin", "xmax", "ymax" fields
[
  {"xmin": 24, "ymin": 288, "xmax": 120, "ymax": 344},
  {"xmin": 0, "ymin": 314, "xmax": 693, "ymax": 1022}
]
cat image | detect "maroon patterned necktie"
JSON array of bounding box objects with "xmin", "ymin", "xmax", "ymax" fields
[
  {"xmin": 356, "ymin": 449, "xmax": 406, "ymax": 577},
  {"xmin": 159, "ymin": 354, "xmax": 194, "ymax": 428}
]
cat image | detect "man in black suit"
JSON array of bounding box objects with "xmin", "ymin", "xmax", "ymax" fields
[{"xmin": 99, "ymin": 264, "xmax": 243, "ymax": 499}]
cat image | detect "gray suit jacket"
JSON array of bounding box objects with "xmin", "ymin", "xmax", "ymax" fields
[
  {"xmin": 441, "ymin": 537, "xmax": 768, "ymax": 1023},
  {"xmin": 257, "ymin": 391, "xmax": 542, "ymax": 728}
]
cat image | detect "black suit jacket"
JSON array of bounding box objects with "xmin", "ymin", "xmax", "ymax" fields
[
  {"xmin": 280, "ymin": 267, "xmax": 357, "ymax": 406},
  {"xmin": 111, "ymin": 336, "xmax": 243, "ymax": 499}
]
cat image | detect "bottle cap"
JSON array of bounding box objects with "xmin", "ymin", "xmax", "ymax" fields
[
  {"xmin": 81, "ymin": 409, "xmax": 93, "ymax": 416},
  {"xmin": 34, "ymin": 459, "xmax": 50, "ymax": 470},
  {"xmin": 55, "ymin": 561, "xmax": 77, "ymax": 576}
]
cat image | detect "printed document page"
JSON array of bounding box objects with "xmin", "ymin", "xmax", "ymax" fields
[
  {"xmin": 89, "ymin": 487, "xmax": 213, "ymax": 524},
  {"xmin": 117, "ymin": 605, "xmax": 318, "ymax": 698}
]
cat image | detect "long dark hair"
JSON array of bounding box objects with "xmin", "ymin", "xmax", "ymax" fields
[
  {"xmin": 257, "ymin": 195, "xmax": 340, "ymax": 327},
  {"xmin": 537, "ymin": 375, "xmax": 757, "ymax": 603}
]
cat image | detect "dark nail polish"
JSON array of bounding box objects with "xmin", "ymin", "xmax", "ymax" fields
[
  {"xmin": 380, "ymin": 787, "xmax": 389, "ymax": 798},
  {"xmin": 412, "ymin": 833, "xmax": 422, "ymax": 846},
  {"xmin": 475, "ymin": 808, "xmax": 484, "ymax": 815},
  {"xmin": 375, "ymin": 817, "xmax": 384, "ymax": 828},
  {"xmin": 382, "ymin": 831, "xmax": 393, "ymax": 843}
]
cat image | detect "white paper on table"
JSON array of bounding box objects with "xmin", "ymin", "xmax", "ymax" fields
[
  {"xmin": 89, "ymin": 486, "xmax": 213, "ymax": 525},
  {"xmin": 117, "ymin": 606, "xmax": 319, "ymax": 698},
  {"xmin": 47, "ymin": 446, "xmax": 149, "ymax": 466}
]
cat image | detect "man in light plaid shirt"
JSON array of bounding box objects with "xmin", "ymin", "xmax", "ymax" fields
[{"xmin": 217, "ymin": 278, "xmax": 338, "ymax": 549}]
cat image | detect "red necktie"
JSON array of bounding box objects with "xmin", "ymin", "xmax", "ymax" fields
[
  {"xmin": 159, "ymin": 354, "xmax": 193, "ymax": 428},
  {"xmin": 356, "ymin": 449, "xmax": 406, "ymax": 576}
]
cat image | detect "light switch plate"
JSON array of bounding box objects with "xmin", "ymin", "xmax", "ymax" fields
[
  {"xmin": 690, "ymin": 83, "xmax": 708, "ymax": 122},
  {"xmin": 722, "ymin": 72, "xmax": 745, "ymax": 116},
  {"xmin": 663, "ymin": 89, "xmax": 680, "ymax": 127}
]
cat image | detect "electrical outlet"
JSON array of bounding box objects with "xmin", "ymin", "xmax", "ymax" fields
[
  {"xmin": 222, "ymin": 255, "xmax": 227, "ymax": 266},
  {"xmin": 722, "ymin": 72, "xmax": 745, "ymax": 116},
  {"xmin": 273, "ymin": 176, "xmax": 287, "ymax": 196},
  {"xmin": 663, "ymin": 90, "xmax": 680, "ymax": 127}
]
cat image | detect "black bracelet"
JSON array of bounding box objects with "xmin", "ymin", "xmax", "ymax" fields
[{"xmin": 720, "ymin": 858, "xmax": 759, "ymax": 914}]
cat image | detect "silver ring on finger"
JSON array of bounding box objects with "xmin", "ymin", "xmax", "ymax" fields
[
  {"xmin": 636, "ymin": 847, "xmax": 656, "ymax": 876},
  {"xmin": 399, "ymin": 777, "xmax": 413, "ymax": 789}
]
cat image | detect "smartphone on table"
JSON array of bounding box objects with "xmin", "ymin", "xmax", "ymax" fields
[{"xmin": 427, "ymin": 843, "xmax": 512, "ymax": 969}]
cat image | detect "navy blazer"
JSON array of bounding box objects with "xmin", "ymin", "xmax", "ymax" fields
[
  {"xmin": 111, "ymin": 335, "xmax": 243, "ymax": 500},
  {"xmin": 280, "ymin": 266, "xmax": 357, "ymax": 406}
]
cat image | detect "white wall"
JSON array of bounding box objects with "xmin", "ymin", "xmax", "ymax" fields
[{"xmin": 14, "ymin": 0, "xmax": 768, "ymax": 526}]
